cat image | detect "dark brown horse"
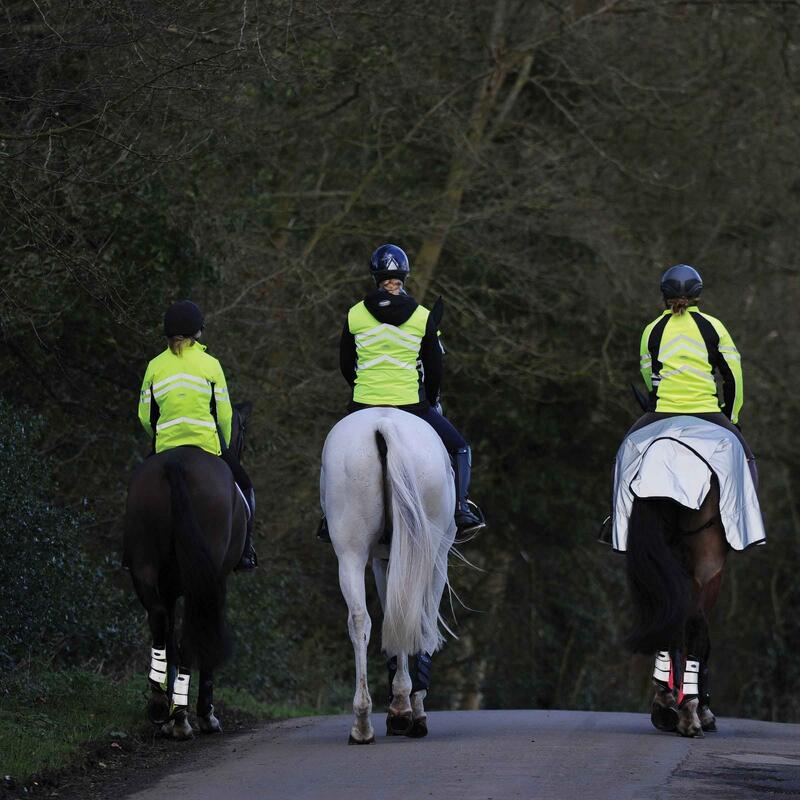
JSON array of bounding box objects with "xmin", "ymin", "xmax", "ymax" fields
[
  {"xmin": 123, "ymin": 403, "xmax": 251, "ymax": 739},
  {"xmin": 626, "ymin": 477, "xmax": 725, "ymax": 737}
]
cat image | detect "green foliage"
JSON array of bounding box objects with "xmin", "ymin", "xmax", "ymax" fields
[
  {"xmin": 0, "ymin": 399, "xmax": 140, "ymax": 673},
  {"xmin": 0, "ymin": 669, "xmax": 146, "ymax": 781}
]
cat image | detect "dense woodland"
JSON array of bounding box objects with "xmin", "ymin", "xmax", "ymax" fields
[{"xmin": 1, "ymin": 0, "xmax": 799, "ymax": 722}]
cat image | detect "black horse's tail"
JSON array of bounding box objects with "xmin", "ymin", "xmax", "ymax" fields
[
  {"xmin": 164, "ymin": 461, "xmax": 230, "ymax": 671},
  {"xmin": 625, "ymin": 497, "xmax": 691, "ymax": 654}
]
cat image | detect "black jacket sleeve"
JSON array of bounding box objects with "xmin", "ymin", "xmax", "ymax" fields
[
  {"xmin": 420, "ymin": 312, "xmax": 443, "ymax": 405},
  {"xmin": 339, "ymin": 319, "xmax": 357, "ymax": 386}
]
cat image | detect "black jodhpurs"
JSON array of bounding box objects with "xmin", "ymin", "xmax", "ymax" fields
[
  {"xmin": 348, "ymin": 402, "xmax": 467, "ymax": 457},
  {"xmin": 626, "ymin": 411, "xmax": 758, "ymax": 489}
]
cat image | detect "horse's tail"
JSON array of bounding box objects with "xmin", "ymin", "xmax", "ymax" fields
[
  {"xmin": 625, "ymin": 496, "xmax": 691, "ymax": 654},
  {"xmin": 164, "ymin": 460, "xmax": 230, "ymax": 671},
  {"xmin": 377, "ymin": 417, "xmax": 446, "ymax": 657}
]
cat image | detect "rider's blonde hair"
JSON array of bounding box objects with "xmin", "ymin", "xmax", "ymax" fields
[
  {"xmin": 666, "ymin": 297, "xmax": 698, "ymax": 316},
  {"xmin": 168, "ymin": 335, "xmax": 196, "ymax": 355}
]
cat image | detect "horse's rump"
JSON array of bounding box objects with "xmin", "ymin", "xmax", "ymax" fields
[{"xmin": 321, "ymin": 408, "xmax": 455, "ymax": 655}]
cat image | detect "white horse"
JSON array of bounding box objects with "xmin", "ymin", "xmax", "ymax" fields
[{"xmin": 320, "ymin": 407, "xmax": 456, "ymax": 744}]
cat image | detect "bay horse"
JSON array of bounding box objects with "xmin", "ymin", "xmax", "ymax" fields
[
  {"xmin": 320, "ymin": 407, "xmax": 456, "ymax": 743},
  {"xmin": 123, "ymin": 403, "xmax": 251, "ymax": 740},
  {"xmin": 626, "ymin": 478, "xmax": 725, "ymax": 737}
]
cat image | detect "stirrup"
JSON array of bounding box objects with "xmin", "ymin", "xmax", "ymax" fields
[
  {"xmin": 455, "ymin": 500, "xmax": 486, "ymax": 535},
  {"xmin": 235, "ymin": 545, "xmax": 258, "ymax": 572}
]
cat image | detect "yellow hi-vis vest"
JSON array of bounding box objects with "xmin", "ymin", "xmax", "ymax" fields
[
  {"xmin": 640, "ymin": 306, "xmax": 744, "ymax": 424},
  {"xmin": 348, "ymin": 301, "xmax": 429, "ymax": 406},
  {"xmin": 138, "ymin": 343, "xmax": 232, "ymax": 455}
]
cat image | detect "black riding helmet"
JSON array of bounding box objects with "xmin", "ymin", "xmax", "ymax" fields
[
  {"xmin": 661, "ymin": 264, "xmax": 703, "ymax": 299},
  {"xmin": 369, "ymin": 244, "xmax": 410, "ymax": 286},
  {"xmin": 164, "ymin": 300, "xmax": 204, "ymax": 337}
]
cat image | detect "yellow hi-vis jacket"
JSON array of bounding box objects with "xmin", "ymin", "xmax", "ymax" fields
[
  {"xmin": 138, "ymin": 343, "xmax": 232, "ymax": 455},
  {"xmin": 640, "ymin": 306, "xmax": 744, "ymax": 424},
  {"xmin": 348, "ymin": 301, "xmax": 430, "ymax": 406}
]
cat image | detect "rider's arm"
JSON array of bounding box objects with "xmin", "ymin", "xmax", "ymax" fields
[
  {"xmin": 420, "ymin": 314, "xmax": 443, "ymax": 405},
  {"xmin": 710, "ymin": 318, "xmax": 744, "ymax": 424},
  {"xmin": 212, "ymin": 359, "xmax": 233, "ymax": 448},
  {"xmin": 639, "ymin": 322, "xmax": 655, "ymax": 393},
  {"xmin": 339, "ymin": 320, "xmax": 357, "ymax": 386},
  {"xmin": 138, "ymin": 362, "xmax": 155, "ymax": 438}
]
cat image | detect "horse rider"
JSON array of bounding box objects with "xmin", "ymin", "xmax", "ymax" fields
[
  {"xmin": 137, "ymin": 300, "xmax": 258, "ymax": 570},
  {"xmin": 629, "ymin": 263, "xmax": 757, "ymax": 486},
  {"xmin": 317, "ymin": 243, "xmax": 486, "ymax": 541}
]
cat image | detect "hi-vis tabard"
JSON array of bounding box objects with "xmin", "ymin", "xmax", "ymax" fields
[
  {"xmin": 639, "ymin": 306, "xmax": 743, "ymax": 423},
  {"xmin": 138, "ymin": 343, "xmax": 232, "ymax": 455},
  {"xmin": 348, "ymin": 301, "xmax": 429, "ymax": 405}
]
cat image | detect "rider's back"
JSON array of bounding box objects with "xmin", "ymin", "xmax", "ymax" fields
[
  {"xmin": 139, "ymin": 344, "xmax": 229, "ymax": 456},
  {"xmin": 640, "ymin": 305, "xmax": 742, "ymax": 423}
]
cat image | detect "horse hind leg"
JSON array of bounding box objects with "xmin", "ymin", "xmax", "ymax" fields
[
  {"xmin": 650, "ymin": 651, "xmax": 679, "ymax": 732},
  {"xmin": 386, "ymin": 654, "xmax": 413, "ymax": 736},
  {"xmin": 196, "ymin": 669, "xmax": 222, "ymax": 734},
  {"xmin": 131, "ymin": 567, "xmax": 171, "ymax": 726},
  {"xmin": 339, "ymin": 554, "xmax": 375, "ymax": 745}
]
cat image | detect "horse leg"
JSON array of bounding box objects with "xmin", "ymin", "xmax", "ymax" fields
[
  {"xmin": 196, "ymin": 669, "xmax": 221, "ymax": 734},
  {"xmin": 650, "ymin": 650, "xmax": 679, "ymax": 732},
  {"xmin": 340, "ymin": 554, "xmax": 374, "ymax": 745},
  {"xmin": 162, "ymin": 621, "xmax": 194, "ymax": 741},
  {"xmin": 694, "ymin": 569, "xmax": 723, "ymax": 733},
  {"xmin": 678, "ymin": 509, "xmax": 726, "ymax": 737},
  {"xmin": 131, "ymin": 567, "xmax": 171, "ymax": 726},
  {"xmin": 386, "ymin": 653, "xmax": 413, "ymax": 735}
]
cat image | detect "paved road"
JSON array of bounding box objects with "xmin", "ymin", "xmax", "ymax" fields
[{"xmin": 124, "ymin": 710, "xmax": 800, "ymax": 800}]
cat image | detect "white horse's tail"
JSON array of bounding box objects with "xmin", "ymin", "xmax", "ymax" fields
[{"xmin": 377, "ymin": 416, "xmax": 448, "ymax": 657}]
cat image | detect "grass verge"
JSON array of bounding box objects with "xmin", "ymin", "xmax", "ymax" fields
[{"xmin": 0, "ymin": 668, "xmax": 318, "ymax": 788}]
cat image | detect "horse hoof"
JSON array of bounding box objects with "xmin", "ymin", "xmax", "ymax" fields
[
  {"xmin": 348, "ymin": 733, "xmax": 375, "ymax": 745},
  {"xmin": 198, "ymin": 712, "xmax": 222, "ymax": 734},
  {"xmin": 699, "ymin": 705, "xmax": 717, "ymax": 732},
  {"xmin": 650, "ymin": 702, "xmax": 678, "ymax": 732},
  {"xmin": 169, "ymin": 709, "xmax": 194, "ymax": 741},
  {"xmin": 406, "ymin": 717, "xmax": 428, "ymax": 738},
  {"xmin": 386, "ymin": 712, "xmax": 413, "ymax": 736},
  {"xmin": 147, "ymin": 693, "xmax": 170, "ymax": 726}
]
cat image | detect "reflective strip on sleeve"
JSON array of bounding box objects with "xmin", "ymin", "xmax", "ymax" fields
[{"xmin": 156, "ymin": 416, "xmax": 218, "ymax": 431}]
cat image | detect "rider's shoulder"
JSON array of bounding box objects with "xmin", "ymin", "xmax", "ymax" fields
[{"xmin": 691, "ymin": 309, "xmax": 729, "ymax": 333}]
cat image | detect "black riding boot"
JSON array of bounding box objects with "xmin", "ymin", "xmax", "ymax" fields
[
  {"xmin": 316, "ymin": 516, "xmax": 331, "ymax": 542},
  {"xmin": 454, "ymin": 447, "xmax": 485, "ymax": 534},
  {"xmin": 235, "ymin": 488, "xmax": 258, "ymax": 571}
]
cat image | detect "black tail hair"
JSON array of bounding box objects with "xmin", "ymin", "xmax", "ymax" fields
[
  {"xmin": 625, "ymin": 497, "xmax": 691, "ymax": 654},
  {"xmin": 164, "ymin": 461, "xmax": 231, "ymax": 671}
]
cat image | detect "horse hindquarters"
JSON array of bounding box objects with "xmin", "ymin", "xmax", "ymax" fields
[
  {"xmin": 164, "ymin": 461, "xmax": 230, "ymax": 673},
  {"xmin": 625, "ymin": 497, "xmax": 691, "ymax": 654},
  {"xmin": 377, "ymin": 418, "xmax": 450, "ymax": 660}
]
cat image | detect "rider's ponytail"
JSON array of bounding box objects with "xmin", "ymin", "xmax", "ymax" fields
[
  {"xmin": 666, "ymin": 297, "xmax": 697, "ymax": 316},
  {"xmin": 168, "ymin": 335, "xmax": 196, "ymax": 355}
]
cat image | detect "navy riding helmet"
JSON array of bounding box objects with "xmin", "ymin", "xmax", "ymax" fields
[
  {"xmin": 369, "ymin": 244, "xmax": 410, "ymax": 285},
  {"xmin": 661, "ymin": 264, "xmax": 703, "ymax": 299},
  {"xmin": 164, "ymin": 300, "xmax": 204, "ymax": 337}
]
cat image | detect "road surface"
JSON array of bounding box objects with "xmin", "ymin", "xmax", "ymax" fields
[{"xmin": 123, "ymin": 710, "xmax": 800, "ymax": 799}]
